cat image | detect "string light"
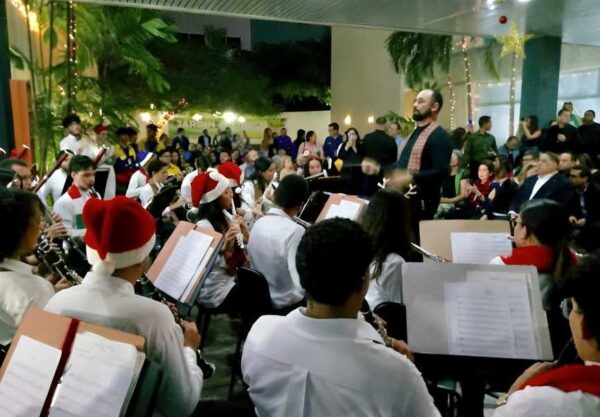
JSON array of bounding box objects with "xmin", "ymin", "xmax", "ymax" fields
[
  {"xmin": 447, "ymin": 74, "xmax": 456, "ymax": 130},
  {"xmin": 458, "ymin": 36, "xmax": 474, "ymax": 127}
]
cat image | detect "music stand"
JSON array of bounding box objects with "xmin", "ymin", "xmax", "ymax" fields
[{"xmin": 146, "ymin": 186, "xmax": 177, "ymax": 218}]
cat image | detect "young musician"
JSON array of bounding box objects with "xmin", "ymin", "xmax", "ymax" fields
[
  {"xmin": 359, "ymin": 189, "xmax": 413, "ymax": 309},
  {"xmin": 180, "ymin": 155, "xmax": 210, "ymax": 203},
  {"xmin": 0, "ymin": 158, "xmax": 34, "ymax": 191},
  {"xmin": 494, "ymin": 255, "xmax": 600, "ymax": 417},
  {"xmin": 37, "ymin": 150, "xmax": 73, "ymax": 207},
  {"xmin": 53, "ymin": 155, "xmax": 99, "ymax": 237},
  {"xmin": 190, "ymin": 170, "xmax": 252, "ymax": 311},
  {"xmin": 59, "ymin": 113, "xmax": 82, "ymax": 153},
  {"xmin": 45, "ymin": 196, "xmax": 203, "ymax": 417},
  {"xmin": 242, "ymin": 218, "xmax": 440, "ymax": 417},
  {"xmin": 0, "ymin": 188, "xmax": 55, "ymax": 346},
  {"xmin": 240, "ymin": 156, "xmax": 276, "ymax": 227},
  {"xmin": 247, "ymin": 174, "xmax": 309, "ymax": 310},
  {"xmin": 125, "ymin": 151, "xmax": 154, "ymax": 200}
]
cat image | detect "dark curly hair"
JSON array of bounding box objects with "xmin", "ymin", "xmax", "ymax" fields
[
  {"xmin": 563, "ymin": 253, "xmax": 600, "ymax": 340},
  {"xmin": 296, "ymin": 218, "xmax": 373, "ymax": 305},
  {"xmin": 0, "ymin": 189, "xmax": 43, "ymax": 262}
]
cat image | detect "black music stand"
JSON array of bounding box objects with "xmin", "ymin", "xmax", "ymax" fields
[{"xmin": 146, "ymin": 186, "xmax": 177, "ymax": 218}]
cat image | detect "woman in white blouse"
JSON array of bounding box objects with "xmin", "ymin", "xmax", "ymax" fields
[
  {"xmin": 359, "ymin": 189, "xmax": 414, "ymax": 309},
  {"xmin": 0, "ymin": 189, "xmax": 55, "ymax": 345},
  {"xmin": 240, "ymin": 156, "xmax": 276, "ymax": 227}
]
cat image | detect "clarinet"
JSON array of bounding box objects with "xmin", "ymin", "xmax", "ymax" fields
[
  {"xmin": 136, "ymin": 275, "xmax": 216, "ymax": 378},
  {"xmin": 360, "ymin": 301, "xmax": 393, "ymax": 347},
  {"xmin": 34, "ymin": 236, "xmax": 83, "ymax": 286}
]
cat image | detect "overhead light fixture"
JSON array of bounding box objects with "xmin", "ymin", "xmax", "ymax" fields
[
  {"xmin": 140, "ymin": 112, "xmax": 152, "ymax": 123},
  {"xmin": 367, "ymin": 116, "xmax": 375, "ymax": 124},
  {"xmin": 344, "ymin": 115, "xmax": 352, "ymax": 125},
  {"xmin": 192, "ymin": 113, "xmax": 203, "ymax": 121},
  {"xmin": 223, "ymin": 111, "xmax": 237, "ymax": 123},
  {"xmin": 237, "ymin": 116, "xmax": 246, "ymax": 123},
  {"xmin": 150, "ymin": 103, "xmax": 156, "ymax": 110}
]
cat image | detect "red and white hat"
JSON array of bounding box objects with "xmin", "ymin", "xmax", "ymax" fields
[
  {"xmin": 218, "ymin": 162, "xmax": 244, "ymax": 187},
  {"xmin": 83, "ymin": 196, "xmax": 156, "ymax": 275},
  {"xmin": 190, "ymin": 169, "xmax": 229, "ymax": 211}
]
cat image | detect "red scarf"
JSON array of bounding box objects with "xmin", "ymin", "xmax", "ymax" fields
[
  {"xmin": 140, "ymin": 168, "xmax": 149, "ymax": 179},
  {"xmin": 398, "ymin": 123, "xmax": 439, "ymax": 174},
  {"xmin": 501, "ymin": 245, "xmax": 577, "ymax": 273},
  {"xmin": 520, "ymin": 364, "xmax": 600, "ymax": 397},
  {"xmin": 67, "ymin": 184, "xmax": 81, "ymax": 199}
]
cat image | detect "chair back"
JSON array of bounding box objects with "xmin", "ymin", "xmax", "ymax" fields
[{"xmin": 373, "ymin": 301, "xmax": 407, "ymax": 341}]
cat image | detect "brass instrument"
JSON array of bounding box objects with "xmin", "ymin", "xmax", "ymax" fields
[
  {"xmin": 410, "ymin": 243, "xmax": 451, "ymax": 263},
  {"xmin": 135, "ymin": 275, "xmax": 216, "ymax": 378}
]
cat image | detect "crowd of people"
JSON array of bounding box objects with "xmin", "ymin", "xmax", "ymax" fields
[{"xmin": 0, "ymin": 89, "xmax": 599, "ymax": 417}]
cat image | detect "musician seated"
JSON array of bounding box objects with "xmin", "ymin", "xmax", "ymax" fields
[
  {"xmin": 359, "ymin": 189, "xmax": 412, "ymax": 309},
  {"xmin": 0, "ymin": 158, "xmax": 33, "ymax": 191},
  {"xmin": 180, "ymin": 155, "xmax": 210, "ymax": 203},
  {"xmin": 302, "ymin": 155, "xmax": 323, "ymax": 178},
  {"xmin": 125, "ymin": 151, "xmax": 154, "ymax": 200},
  {"xmin": 242, "ymin": 218, "xmax": 440, "ymax": 417},
  {"xmin": 494, "ymin": 255, "xmax": 600, "ymax": 417},
  {"xmin": 0, "ymin": 189, "xmax": 55, "ymax": 346},
  {"xmin": 37, "ymin": 149, "xmax": 73, "ymax": 208},
  {"xmin": 53, "ymin": 155, "xmax": 98, "ymax": 238},
  {"xmin": 190, "ymin": 171, "xmax": 256, "ymax": 312},
  {"xmin": 45, "ymin": 197, "xmax": 203, "ymax": 417},
  {"xmin": 247, "ymin": 174, "xmax": 308, "ymax": 310},
  {"xmin": 139, "ymin": 160, "xmax": 185, "ymax": 217},
  {"xmin": 240, "ymin": 156, "xmax": 276, "ymax": 227}
]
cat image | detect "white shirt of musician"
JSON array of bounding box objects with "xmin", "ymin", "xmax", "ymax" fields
[
  {"xmin": 365, "ymin": 253, "xmax": 405, "ymax": 310},
  {"xmin": 240, "ymin": 180, "xmax": 259, "ymax": 228},
  {"xmin": 53, "ymin": 185, "xmax": 98, "ymax": 237},
  {"xmin": 180, "ymin": 170, "xmax": 200, "ymax": 203},
  {"xmin": 37, "ymin": 168, "xmax": 68, "ymax": 207},
  {"xmin": 126, "ymin": 169, "xmax": 149, "ymax": 200},
  {"xmin": 242, "ymin": 308, "xmax": 441, "ymax": 417},
  {"xmin": 247, "ymin": 207, "xmax": 305, "ymax": 309},
  {"xmin": 139, "ymin": 181, "xmax": 172, "ymax": 217},
  {"xmin": 60, "ymin": 133, "xmax": 79, "ymax": 153},
  {"xmin": 493, "ymin": 368, "xmax": 600, "ymax": 417},
  {"xmin": 195, "ymin": 219, "xmax": 236, "ymax": 308},
  {"xmin": 0, "ymin": 258, "xmax": 55, "ymax": 346},
  {"xmin": 44, "ymin": 271, "xmax": 202, "ymax": 417}
]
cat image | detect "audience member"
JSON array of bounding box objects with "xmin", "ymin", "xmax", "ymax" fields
[
  {"xmin": 542, "ymin": 110, "xmax": 580, "ymax": 154},
  {"xmin": 464, "ymin": 116, "xmax": 498, "ymax": 180}
]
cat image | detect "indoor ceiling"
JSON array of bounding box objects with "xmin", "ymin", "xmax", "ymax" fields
[{"xmin": 76, "ymin": 0, "xmax": 600, "ymax": 46}]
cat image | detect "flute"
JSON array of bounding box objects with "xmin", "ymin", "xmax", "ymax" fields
[
  {"xmin": 292, "ymin": 216, "xmax": 312, "ymax": 228},
  {"xmin": 223, "ymin": 204, "xmax": 246, "ymax": 251},
  {"xmin": 410, "ymin": 243, "xmax": 451, "ymax": 263}
]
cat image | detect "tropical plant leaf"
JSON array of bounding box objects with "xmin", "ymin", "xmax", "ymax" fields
[{"xmin": 483, "ymin": 38, "xmax": 501, "ymax": 81}]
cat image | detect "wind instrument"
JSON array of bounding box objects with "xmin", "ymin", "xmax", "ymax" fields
[
  {"xmin": 32, "ymin": 152, "xmax": 70, "ymax": 193},
  {"xmin": 410, "ymin": 243, "xmax": 451, "ymax": 263},
  {"xmin": 34, "ymin": 236, "xmax": 83, "ymax": 287}
]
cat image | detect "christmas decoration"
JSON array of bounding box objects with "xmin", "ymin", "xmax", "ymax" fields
[
  {"xmin": 499, "ymin": 15, "xmax": 508, "ymax": 24},
  {"xmin": 155, "ymin": 99, "xmax": 188, "ymax": 136},
  {"xmin": 496, "ymin": 22, "xmax": 534, "ymax": 59}
]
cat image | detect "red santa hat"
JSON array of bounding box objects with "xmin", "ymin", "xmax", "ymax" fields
[
  {"xmin": 189, "ymin": 169, "xmax": 229, "ymax": 213},
  {"xmin": 83, "ymin": 196, "xmax": 156, "ymax": 275},
  {"xmin": 218, "ymin": 161, "xmax": 244, "ymax": 187},
  {"xmin": 94, "ymin": 124, "xmax": 109, "ymax": 134}
]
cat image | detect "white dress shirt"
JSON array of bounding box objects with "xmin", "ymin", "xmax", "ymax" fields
[
  {"xmin": 180, "ymin": 170, "xmax": 200, "ymax": 203},
  {"xmin": 45, "ymin": 271, "xmax": 202, "ymax": 417},
  {"xmin": 242, "ymin": 308, "xmax": 440, "ymax": 417},
  {"xmin": 241, "ymin": 180, "xmax": 259, "ymax": 228},
  {"xmin": 52, "ymin": 186, "xmax": 97, "ymax": 237},
  {"xmin": 248, "ymin": 208, "xmax": 305, "ymax": 308},
  {"xmin": 0, "ymin": 258, "xmax": 55, "ymax": 345},
  {"xmin": 365, "ymin": 253, "xmax": 405, "ymax": 309},
  {"xmin": 37, "ymin": 168, "xmax": 68, "ymax": 207},
  {"xmin": 529, "ymin": 172, "xmax": 557, "ymax": 199},
  {"xmin": 59, "ymin": 133, "xmax": 79, "ymax": 153},
  {"xmin": 493, "ymin": 384, "xmax": 600, "ymax": 417},
  {"xmin": 126, "ymin": 170, "xmax": 149, "ymax": 199},
  {"xmin": 195, "ymin": 219, "xmax": 235, "ymax": 308}
]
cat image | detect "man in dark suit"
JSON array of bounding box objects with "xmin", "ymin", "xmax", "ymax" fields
[
  {"xmin": 509, "ymin": 152, "xmax": 574, "ymax": 216},
  {"xmin": 569, "ymin": 166, "xmax": 600, "ymax": 251},
  {"xmin": 361, "ymin": 117, "xmax": 398, "ymax": 169},
  {"xmin": 541, "ymin": 109, "xmax": 580, "ymax": 154}
]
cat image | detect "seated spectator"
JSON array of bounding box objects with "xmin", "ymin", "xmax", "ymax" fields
[
  {"xmin": 435, "ymin": 149, "xmax": 469, "ymax": 219},
  {"xmin": 575, "ymin": 153, "xmax": 600, "ymax": 184},
  {"xmin": 219, "ymin": 151, "xmax": 231, "ymax": 166},
  {"xmin": 568, "ymin": 166, "xmax": 600, "ymax": 252},
  {"xmin": 279, "ymin": 155, "xmax": 299, "ymax": 179},
  {"xmin": 508, "ymin": 152, "xmax": 574, "ymax": 216},
  {"xmin": 558, "ymin": 152, "xmax": 577, "ymax": 177},
  {"xmin": 514, "ymin": 149, "xmax": 539, "ymax": 180},
  {"xmin": 497, "ymin": 135, "xmax": 519, "ymax": 171},
  {"xmin": 242, "ymin": 218, "xmax": 440, "ymax": 417},
  {"xmin": 483, "ymin": 156, "xmax": 518, "ymax": 219},
  {"xmin": 494, "ymin": 255, "xmax": 600, "ymax": 417},
  {"xmin": 445, "ymin": 161, "xmax": 494, "ymax": 219},
  {"xmin": 360, "ymin": 189, "xmax": 413, "ymax": 309}
]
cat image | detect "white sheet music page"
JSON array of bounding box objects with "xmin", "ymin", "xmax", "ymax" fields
[
  {"xmin": 450, "ymin": 232, "xmax": 512, "ymax": 264},
  {"xmin": 444, "ymin": 273, "xmax": 538, "ymax": 359},
  {"xmin": 0, "ymin": 335, "xmax": 61, "ymax": 417},
  {"xmin": 324, "ymin": 199, "xmax": 361, "ymax": 220},
  {"xmin": 155, "ymin": 231, "xmax": 213, "ymax": 299},
  {"xmin": 49, "ymin": 331, "xmax": 138, "ymax": 417}
]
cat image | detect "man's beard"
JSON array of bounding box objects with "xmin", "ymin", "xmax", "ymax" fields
[{"xmin": 413, "ymin": 108, "xmax": 433, "ymax": 122}]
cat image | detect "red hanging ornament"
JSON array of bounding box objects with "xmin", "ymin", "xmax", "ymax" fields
[{"xmin": 499, "ymin": 15, "xmax": 508, "ymax": 24}]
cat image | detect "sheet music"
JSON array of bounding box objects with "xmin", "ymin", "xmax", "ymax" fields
[
  {"xmin": 181, "ymin": 246, "xmax": 215, "ymax": 303},
  {"xmin": 155, "ymin": 231, "xmax": 213, "ymax": 299},
  {"xmin": 49, "ymin": 332, "xmax": 138, "ymax": 417},
  {"xmin": 0, "ymin": 335, "xmax": 61, "ymax": 417},
  {"xmin": 444, "ymin": 275, "xmax": 538, "ymax": 359},
  {"xmin": 324, "ymin": 199, "xmax": 361, "ymax": 220},
  {"xmin": 450, "ymin": 232, "xmax": 512, "ymax": 264}
]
